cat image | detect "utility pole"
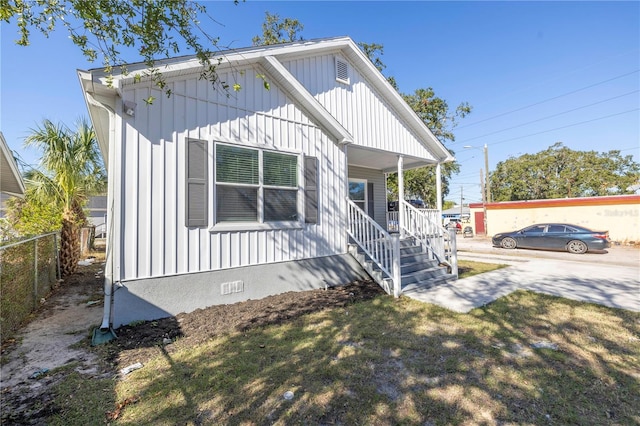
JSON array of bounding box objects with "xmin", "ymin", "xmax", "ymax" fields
[
  {"xmin": 484, "ymin": 144, "xmax": 490, "ymax": 203},
  {"xmin": 480, "ymin": 169, "xmax": 485, "ymax": 204},
  {"xmin": 463, "ymin": 144, "xmax": 491, "ymax": 234},
  {"xmin": 480, "ymin": 168, "xmax": 487, "ymax": 235}
]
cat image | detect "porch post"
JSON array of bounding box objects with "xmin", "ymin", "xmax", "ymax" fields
[
  {"xmin": 397, "ymin": 155, "xmax": 404, "ymax": 236},
  {"xmin": 344, "ymin": 144, "xmax": 349, "ymax": 239},
  {"xmin": 435, "ymin": 162, "xmax": 443, "ymax": 212},
  {"xmin": 392, "ymin": 233, "xmax": 402, "ymax": 298}
]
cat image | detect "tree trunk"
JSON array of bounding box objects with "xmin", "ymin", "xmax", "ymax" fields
[
  {"xmin": 59, "ymin": 218, "xmax": 79, "ymax": 277},
  {"xmin": 59, "ymin": 204, "xmax": 85, "ymax": 277}
]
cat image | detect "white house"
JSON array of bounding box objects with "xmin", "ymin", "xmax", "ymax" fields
[{"xmin": 78, "ymin": 36, "xmax": 456, "ymax": 329}]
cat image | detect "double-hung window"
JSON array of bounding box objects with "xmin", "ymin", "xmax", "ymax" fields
[{"xmin": 215, "ymin": 143, "xmax": 298, "ymax": 223}]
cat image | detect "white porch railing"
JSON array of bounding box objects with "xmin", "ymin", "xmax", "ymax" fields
[
  {"xmin": 386, "ymin": 208, "xmax": 440, "ymax": 234},
  {"xmin": 399, "ymin": 200, "xmax": 458, "ymax": 275},
  {"xmin": 347, "ymin": 199, "xmax": 401, "ymax": 297},
  {"xmin": 386, "ymin": 211, "xmax": 399, "ymax": 232}
]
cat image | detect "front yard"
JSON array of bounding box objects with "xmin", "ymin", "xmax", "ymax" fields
[{"xmin": 3, "ymin": 260, "xmax": 639, "ymax": 425}]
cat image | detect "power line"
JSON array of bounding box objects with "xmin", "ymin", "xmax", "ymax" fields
[
  {"xmin": 487, "ymin": 108, "xmax": 640, "ymax": 147},
  {"xmin": 619, "ymin": 147, "xmax": 640, "ymax": 155},
  {"xmin": 467, "ymin": 48, "xmax": 639, "ymax": 110},
  {"xmin": 456, "ymin": 70, "xmax": 639, "ymax": 130},
  {"xmin": 457, "ymin": 90, "xmax": 639, "ymax": 144}
]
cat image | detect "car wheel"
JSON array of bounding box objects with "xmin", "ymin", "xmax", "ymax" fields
[
  {"xmin": 567, "ymin": 240, "xmax": 587, "ymax": 254},
  {"xmin": 501, "ymin": 237, "xmax": 517, "ymax": 249}
]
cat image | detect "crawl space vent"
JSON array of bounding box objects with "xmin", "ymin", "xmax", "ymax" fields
[{"xmin": 335, "ymin": 58, "xmax": 349, "ymax": 84}]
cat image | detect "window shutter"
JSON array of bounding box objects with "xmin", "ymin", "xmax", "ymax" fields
[
  {"xmin": 304, "ymin": 156, "xmax": 318, "ymax": 224},
  {"xmin": 186, "ymin": 139, "xmax": 208, "ymax": 227},
  {"xmin": 367, "ymin": 182, "xmax": 374, "ymax": 219}
]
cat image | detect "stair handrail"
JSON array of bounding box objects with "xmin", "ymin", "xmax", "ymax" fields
[
  {"xmin": 346, "ymin": 199, "xmax": 401, "ymax": 297},
  {"xmin": 399, "ymin": 200, "xmax": 457, "ymax": 275}
]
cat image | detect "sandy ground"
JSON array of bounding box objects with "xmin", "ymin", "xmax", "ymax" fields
[{"xmin": 1, "ymin": 260, "xmax": 106, "ymax": 422}]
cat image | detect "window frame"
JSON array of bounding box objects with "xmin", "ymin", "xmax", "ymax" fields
[
  {"xmin": 348, "ymin": 178, "xmax": 368, "ymax": 214},
  {"xmin": 211, "ymin": 142, "xmax": 304, "ymax": 231}
]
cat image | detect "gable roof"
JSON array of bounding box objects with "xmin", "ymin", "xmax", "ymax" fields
[
  {"xmin": 0, "ymin": 132, "xmax": 25, "ymax": 197},
  {"xmin": 78, "ymin": 36, "xmax": 454, "ymax": 165}
]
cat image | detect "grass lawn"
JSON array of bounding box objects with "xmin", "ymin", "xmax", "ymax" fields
[{"xmin": 48, "ymin": 261, "xmax": 639, "ymax": 425}]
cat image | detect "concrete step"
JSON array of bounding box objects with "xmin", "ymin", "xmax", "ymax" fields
[
  {"xmin": 348, "ymin": 240, "xmax": 457, "ymax": 297},
  {"xmin": 401, "ymin": 259, "xmax": 440, "ymax": 273},
  {"xmin": 400, "ymin": 244, "xmax": 422, "ymax": 255},
  {"xmin": 402, "ymin": 273, "xmax": 457, "ymax": 293},
  {"xmin": 399, "ymin": 238, "xmax": 417, "ymax": 247},
  {"xmin": 400, "ymin": 252, "xmax": 434, "ymax": 265},
  {"xmin": 401, "ymin": 267, "xmax": 447, "ymax": 285}
]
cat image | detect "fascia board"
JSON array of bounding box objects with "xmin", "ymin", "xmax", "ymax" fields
[
  {"xmin": 380, "ymin": 161, "xmax": 434, "ymax": 174},
  {"xmin": 89, "ymin": 38, "xmax": 356, "ymax": 87},
  {"xmin": 77, "ymin": 70, "xmax": 116, "ymax": 166}
]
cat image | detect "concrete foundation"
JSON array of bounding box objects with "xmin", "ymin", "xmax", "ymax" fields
[{"xmin": 111, "ymin": 254, "xmax": 370, "ymax": 328}]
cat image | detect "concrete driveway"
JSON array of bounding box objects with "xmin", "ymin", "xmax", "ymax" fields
[{"xmin": 403, "ymin": 236, "xmax": 640, "ymax": 312}]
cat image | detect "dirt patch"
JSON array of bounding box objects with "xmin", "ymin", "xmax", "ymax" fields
[
  {"xmin": 102, "ymin": 278, "xmax": 384, "ymax": 369},
  {"xmin": 1, "ymin": 259, "xmax": 106, "ymax": 424},
  {"xmin": 0, "ymin": 258, "xmax": 383, "ymax": 424}
]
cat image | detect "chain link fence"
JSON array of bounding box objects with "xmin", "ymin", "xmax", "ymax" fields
[{"xmin": 0, "ymin": 232, "xmax": 59, "ymax": 343}]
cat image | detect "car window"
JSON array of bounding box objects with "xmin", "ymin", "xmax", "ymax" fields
[
  {"xmin": 523, "ymin": 225, "xmax": 546, "ymax": 234},
  {"xmin": 547, "ymin": 225, "xmax": 565, "ymax": 233}
]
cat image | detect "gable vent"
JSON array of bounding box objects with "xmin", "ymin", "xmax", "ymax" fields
[{"xmin": 335, "ymin": 58, "xmax": 349, "ymax": 84}]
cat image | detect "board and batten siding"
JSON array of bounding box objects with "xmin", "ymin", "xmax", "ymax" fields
[
  {"xmin": 283, "ymin": 54, "xmax": 436, "ymax": 161},
  {"xmin": 116, "ymin": 66, "xmax": 347, "ymax": 282},
  {"xmin": 347, "ymin": 166, "xmax": 387, "ymax": 228}
]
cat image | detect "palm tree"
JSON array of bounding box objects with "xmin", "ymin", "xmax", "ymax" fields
[{"xmin": 25, "ymin": 119, "xmax": 105, "ymax": 276}]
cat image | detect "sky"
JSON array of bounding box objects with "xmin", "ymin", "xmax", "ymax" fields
[{"xmin": 1, "ymin": 1, "xmax": 638, "ymax": 204}]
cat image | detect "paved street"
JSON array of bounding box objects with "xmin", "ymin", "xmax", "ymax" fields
[
  {"xmin": 456, "ymin": 235, "xmax": 640, "ymax": 267},
  {"xmin": 403, "ymin": 235, "xmax": 640, "ymax": 312}
]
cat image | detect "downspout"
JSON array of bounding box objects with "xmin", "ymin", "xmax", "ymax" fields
[{"xmin": 86, "ymin": 93, "xmax": 116, "ymax": 330}]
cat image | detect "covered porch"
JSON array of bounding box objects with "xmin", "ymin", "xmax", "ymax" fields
[{"xmin": 344, "ymin": 144, "xmax": 458, "ymax": 298}]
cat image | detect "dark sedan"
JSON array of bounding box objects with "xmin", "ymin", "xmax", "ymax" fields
[{"xmin": 492, "ymin": 223, "xmax": 610, "ymax": 254}]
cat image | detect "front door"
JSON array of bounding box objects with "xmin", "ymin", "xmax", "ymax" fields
[{"xmin": 348, "ymin": 179, "xmax": 368, "ymax": 214}]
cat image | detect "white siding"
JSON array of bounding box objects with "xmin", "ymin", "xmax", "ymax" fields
[
  {"xmin": 283, "ymin": 54, "xmax": 436, "ymax": 162},
  {"xmin": 348, "ymin": 166, "xmax": 387, "ymax": 227},
  {"xmin": 118, "ymin": 66, "xmax": 347, "ymax": 281}
]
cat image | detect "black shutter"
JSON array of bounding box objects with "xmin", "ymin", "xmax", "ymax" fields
[
  {"xmin": 186, "ymin": 139, "xmax": 208, "ymax": 227},
  {"xmin": 304, "ymin": 156, "xmax": 318, "ymax": 224},
  {"xmin": 367, "ymin": 182, "xmax": 374, "ymax": 219}
]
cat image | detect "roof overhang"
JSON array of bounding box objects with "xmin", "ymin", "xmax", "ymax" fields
[
  {"xmin": 77, "ymin": 70, "xmax": 117, "ymax": 168},
  {"xmin": 0, "ymin": 132, "xmax": 25, "ymax": 197},
  {"xmin": 78, "ymin": 36, "xmax": 455, "ymax": 166},
  {"xmin": 347, "ymin": 145, "xmax": 436, "ymax": 173}
]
